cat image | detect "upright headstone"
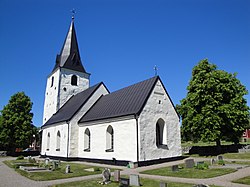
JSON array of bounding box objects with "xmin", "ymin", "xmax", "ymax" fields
[
  {"xmin": 217, "ymin": 155, "xmax": 223, "ymax": 161},
  {"xmin": 210, "ymin": 158, "xmax": 216, "ymax": 165},
  {"xmin": 52, "ymin": 161, "xmax": 59, "ymax": 170},
  {"xmin": 102, "ymin": 168, "xmax": 111, "ymax": 184},
  {"xmin": 185, "ymin": 159, "xmax": 195, "ymax": 168},
  {"xmin": 65, "ymin": 164, "xmax": 70, "ymax": 173},
  {"xmin": 171, "ymin": 165, "xmax": 179, "ymax": 172},
  {"xmin": 45, "ymin": 158, "xmax": 49, "ymax": 166},
  {"xmin": 129, "ymin": 174, "xmax": 140, "ymax": 186},
  {"xmin": 114, "ymin": 170, "xmax": 120, "ymax": 182}
]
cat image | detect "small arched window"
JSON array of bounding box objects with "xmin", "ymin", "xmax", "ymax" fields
[
  {"xmin": 106, "ymin": 126, "xmax": 114, "ymax": 152},
  {"xmin": 46, "ymin": 133, "xmax": 50, "ymax": 151},
  {"xmin": 51, "ymin": 76, "xmax": 54, "ymax": 87},
  {"xmin": 56, "ymin": 131, "xmax": 61, "ymax": 151},
  {"xmin": 84, "ymin": 128, "xmax": 91, "ymax": 152},
  {"xmin": 71, "ymin": 75, "xmax": 77, "ymax": 86},
  {"xmin": 156, "ymin": 118, "xmax": 168, "ymax": 148}
]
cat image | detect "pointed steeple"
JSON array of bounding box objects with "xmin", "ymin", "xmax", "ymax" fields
[{"xmin": 53, "ymin": 18, "xmax": 87, "ymax": 73}]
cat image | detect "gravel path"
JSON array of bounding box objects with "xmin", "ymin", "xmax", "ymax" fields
[{"xmin": 0, "ymin": 156, "xmax": 250, "ymax": 187}]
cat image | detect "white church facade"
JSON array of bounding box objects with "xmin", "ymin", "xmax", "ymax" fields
[{"xmin": 41, "ymin": 17, "xmax": 182, "ymax": 166}]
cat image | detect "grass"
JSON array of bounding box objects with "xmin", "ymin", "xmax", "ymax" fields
[
  {"xmin": 4, "ymin": 159, "xmax": 106, "ymax": 181},
  {"xmin": 181, "ymin": 141, "xmax": 235, "ymax": 147},
  {"xmin": 52, "ymin": 177, "xmax": 195, "ymax": 187},
  {"xmin": 233, "ymin": 176, "xmax": 250, "ymax": 185},
  {"xmin": 182, "ymin": 141, "xmax": 250, "ymax": 147},
  {"xmin": 189, "ymin": 152, "xmax": 250, "ymax": 160},
  {"xmin": 222, "ymin": 152, "xmax": 250, "ymax": 160},
  {"xmin": 141, "ymin": 164, "xmax": 236, "ymax": 179}
]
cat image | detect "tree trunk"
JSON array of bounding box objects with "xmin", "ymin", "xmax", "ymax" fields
[{"xmin": 216, "ymin": 139, "xmax": 222, "ymax": 154}]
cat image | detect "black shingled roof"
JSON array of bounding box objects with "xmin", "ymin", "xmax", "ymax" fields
[
  {"xmin": 79, "ymin": 76, "xmax": 159, "ymax": 123},
  {"xmin": 42, "ymin": 83, "xmax": 104, "ymax": 127}
]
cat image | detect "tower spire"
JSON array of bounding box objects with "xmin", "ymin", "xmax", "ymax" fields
[{"xmin": 52, "ymin": 14, "xmax": 87, "ymax": 74}]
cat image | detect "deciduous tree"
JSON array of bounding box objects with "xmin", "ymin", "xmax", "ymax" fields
[
  {"xmin": 0, "ymin": 92, "xmax": 33, "ymax": 152},
  {"xmin": 177, "ymin": 59, "xmax": 249, "ymax": 147}
]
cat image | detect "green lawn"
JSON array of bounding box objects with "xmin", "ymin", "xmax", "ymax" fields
[
  {"xmin": 52, "ymin": 177, "xmax": 194, "ymax": 187},
  {"xmin": 182, "ymin": 141, "xmax": 250, "ymax": 147},
  {"xmin": 233, "ymin": 176, "xmax": 250, "ymax": 185},
  {"xmin": 189, "ymin": 152, "xmax": 250, "ymax": 160},
  {"xmin": 141, "ymin": 164, "xmax": 236, "ymax": 179},
  {"xmin": 222, "ymin": 152, "xmax": 250, "ymax": 160},
  {"xmin": 4, "ymin": 159, "xmax": 106, "ymax": 181}
]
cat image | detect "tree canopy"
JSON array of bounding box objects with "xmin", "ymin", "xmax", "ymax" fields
[
  {"xmin": 177, "ymin": 59, "xmax": 250, "ymax": 146},
  {"xmin": 0, "ymin": 92, "xmax": 33, "ymax": 152}
]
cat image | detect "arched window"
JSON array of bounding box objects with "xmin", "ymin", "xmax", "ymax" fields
[
  {"xmin": 84, "ymin": 128, "xmax": 91, "ymax": 152},
  {"xmin": 156, "ymin": 118, "xmax": 168, "ymax": 148},
  {"xmin": 71, "ymin": 75, "xmax": 77, "ymax": 86},
  {"xmin": 56, "ymin": 131, "xmax": 61, "ymax": 151},
  {"xmin": 51, "ymin": 76, "xmax": 54, "ymax": 87},
  {"xmin": 106, "ymin": 126, "xmax": 114, "ymax": 152},
  {"xmin": 46, "ymin": 133, "xmax": 50, "ymax": 151}
]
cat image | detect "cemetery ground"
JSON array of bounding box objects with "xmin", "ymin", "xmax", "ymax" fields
[{"xmin": 1, "ymin": 152, "xmax": 250, "ymax": 187}]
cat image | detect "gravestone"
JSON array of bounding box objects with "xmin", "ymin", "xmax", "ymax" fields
[
  {"xmin": 210, "ymin": 158, "xmax": 216, "ymax": 165},
  {"xmin": 160, "ymin": 181, "xmax": 167, "ymax": 187},
  {"xmin": 129, "ymin": 174, "xmax": 140, "ymax": 186},
  {"xmin": 45, "ymin": 158, "xmax": 49, "ymax": 166},
  {"xmin": 185, "ymin": 159, "xmax": 195, "ymax": 168},
  {"xmin": 171, "ymin": 165, "xmax": 179, "ymax": 172},
  {"xmin": 102, "ymin": 168, "xmax": 111, "ymax": 184},
  {"xmin": 120, "ymin": 178, "xmax": 129, "ymax": 187},
  {"xmin": 52, "ymin": 161, "xmax": 59, "ymax": 170},
  {"xmin": 217, "ymin": 155, "xmax": 223, "ymax": 161},
  {"xmin": 65, "ymin": 164, "xmax": 70, "ymax": 173},
  {"xmin": 114, "ymin": 170, "xmax": 120, "ymax": 182}
]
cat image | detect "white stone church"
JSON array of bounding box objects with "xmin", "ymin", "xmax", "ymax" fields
[{"xmin": 41, "ymin": 17, "xmax": 181, "ymax": 166}]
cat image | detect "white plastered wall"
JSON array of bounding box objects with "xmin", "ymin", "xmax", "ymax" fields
[
  {"xmin": 58, "ymin": 68, "xmax": 89, "ymax": 109},
  {"xmin": 139, "ymin": 79, "xmax": 181, "ymax": 161},
  {"xmin": 43, "ymin": 68, "xmax": 89, "ymax": 125},
  {"xmin": 78, "ymin": 118, "xmax": 138, "ymax": 162},
  {"xmin": 41, "ymin": 123, "xmax": 68, "ymax": 157},
  {"xmin": 43, "ymin": 69, "xmax": 60, "ymax": 124},
  {"xmin": 68, "ymin": 84, "xmax": 109, "ymax": 157}
]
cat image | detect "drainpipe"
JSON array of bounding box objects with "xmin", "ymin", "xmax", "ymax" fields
[
  {"xmin": 135, "ymin": 114, "xmax": 139, "ymax": 165},
  {"xmin": 66, "ymin": 121, "xmax": 70, "ymax": 160}
]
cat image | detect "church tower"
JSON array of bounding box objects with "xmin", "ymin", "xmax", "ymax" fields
[{"xmin": 43, "ymin": 17, "xmax": 90, "ymax": 125}]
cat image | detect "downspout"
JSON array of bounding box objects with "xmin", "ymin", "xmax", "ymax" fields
[
  {"xmin": 66, "ymin": 121, "xmax": 70, "ymax": 160},
  {"xmin": 135, "ymin": 114, "xmax": 139, "ymax": 165}
]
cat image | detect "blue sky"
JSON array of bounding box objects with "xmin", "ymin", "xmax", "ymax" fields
[{"xmin": 0, "ymin": 0, "xmax": 249, "ymax": 127}]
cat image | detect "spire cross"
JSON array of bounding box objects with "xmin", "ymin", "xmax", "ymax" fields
[
  {"xmin": 71, "ymin": 9, "xmax": 76, "ymax": 19},
  {"xmin": 154, "ymin": 65, "xmax": 158, "ymax": 76}
]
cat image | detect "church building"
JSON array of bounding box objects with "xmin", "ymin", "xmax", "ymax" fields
[{"xmin": 41, "ymin": 17, "xmax": 182, "ymax": 166}]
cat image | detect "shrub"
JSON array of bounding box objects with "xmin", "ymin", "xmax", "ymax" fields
[
  {"xmin": 195, "ymin": 162, "xmax": 209, "ymax": 170},
  {"xmin": 218, "ymin": 160, "xmax": 225, "ymax": 165},
  {"xmin": 16, "ymin": 155, "xmax": 24, "ymax": 160}
]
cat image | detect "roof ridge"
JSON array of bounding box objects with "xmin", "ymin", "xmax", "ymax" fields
[
  {"xmin": 42, "ymin": 82, "xmax": 105, "ymax": 127},
  {"xmin": 79, "ymin": 76, "xmax": 159, "ymax": 123}
]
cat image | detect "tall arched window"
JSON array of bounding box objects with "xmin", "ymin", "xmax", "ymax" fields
[
  {"xmin": 56, "ymin": 131, "xmax": 61, "ymax": 151},
  {"xmin": 47, "ymin": 133, "xmax": 50, "ymax": 151},
  {"xmin": 51, "ymin": 76, "xmax": 54, "ymax": 87},
  {"xmin": 106, "ymin": 126, "xmax": 114, "ymax": 152},
  {"xmin": 84, "ymin": 128, "xmax": 91, "ymax": 152},
  {"xmin": 156, "ymin": 118, "xmax": 168, "ymax": 148},
  {"xmin": 71, "ymin": 75, "xmax": 77, "ymax": 86}
]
